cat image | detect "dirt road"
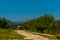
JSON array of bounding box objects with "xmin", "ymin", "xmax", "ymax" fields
[{"xmin": 16, "ymin": 30, "xmax": 50, "ymax": 40}]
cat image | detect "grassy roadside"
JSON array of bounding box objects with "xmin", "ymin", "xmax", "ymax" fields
[{"xmin": 0, "ymin": 29, "xmax": 25, "ymax": 40}]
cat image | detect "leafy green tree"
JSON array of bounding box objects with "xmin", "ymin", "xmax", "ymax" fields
[
  {"xmin": 21, "ymin": 14, "xmax": 54, "ymax": 33},
  {"xmin": 54, "ymin": 20, "xmax": 60, "ymax": 34},
  {"xmin": 55, "ymin": 20, "xmax": 60, "ymax": 29},
  {"xmin": 36, "ymin": 14, "xmax": 54, "ymax": 33},
  {"xmin": 1, "ymin": 18, "xmax": 10, "ymax": 29},
  {"xmin": 48, "ymin": 20, "xmax": 60, "ymax": 34}
]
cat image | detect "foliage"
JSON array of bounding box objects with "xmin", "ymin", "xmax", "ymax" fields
[
  {"xmin": 0, "ymin": 29, "xmax": 24, "ymax": 40},
  {"xmin": 0, "ymin": 18, "xmax": 10, "ymax": 29},
  {"xmin": 21, "ymin": 14, "xmax": 60, "ymax": 35}
]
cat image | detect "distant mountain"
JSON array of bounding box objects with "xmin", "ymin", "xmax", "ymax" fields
[
  {"xmin": 14, "ymin": 22, "xmax": 23, "ymax": 24},
  {"xmin": 6, "ymin": 19, "xmax": 15, "ymax": 25},
  {"xmin": 6, "ymin": 19, "xmax": 24, "ymax": 25}
]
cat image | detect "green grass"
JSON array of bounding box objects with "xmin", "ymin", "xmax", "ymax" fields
[{"xmin": 0, "ymin": 29, "xmax": 25, "ymax": 40}]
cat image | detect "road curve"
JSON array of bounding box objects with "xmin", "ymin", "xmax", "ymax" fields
[{"xmin": 16, "ymin": 30, "xmax": 49, "ymax": 40}]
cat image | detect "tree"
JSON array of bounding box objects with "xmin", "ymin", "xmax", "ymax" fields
[
  {"xmin": 22, "ymin": 19, "xmax": 37, "ymax": 31},
  {"xmin": 54, "ymin": 20, "xmax": 60, "ymax": 35},
  {"xmin": 36, "ymin": 14, "xmax": 54, "ymax": 33},
  {"xmin": 1, "ymin": 18, "xmax": 10, "ymax": 29},
  {"xmin": 48, "ymin": 20, "xmax": 60, "ymax": 34},
  {"xmin": 21, "ymin": 14, "xmax": 55, "ymax": 33},
  {"xmin": 55, "ymin": 20, "xmax": 60, "ymax": 29}
]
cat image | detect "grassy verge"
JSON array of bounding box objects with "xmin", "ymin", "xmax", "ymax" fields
[{"xmin": 0, "ymin": 29, "xmax": 25, "ymax": 40}]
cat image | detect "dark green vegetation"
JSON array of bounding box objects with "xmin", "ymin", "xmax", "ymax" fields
[
  {"xmin": 0, "ymin": 29, "xmax": 24, "ymax": 40},
  {"xmin": 0, "ymin": 18, "xmax": 10, "ymax": 29},
  {"xmin": 0, "ymin": 18, "xmax": 17, "ymax": 29},
  {"xmin": 21, "ymin": 14, "xmax": 60, "ymax": 35},
  {"xmin": 0, "ymin": 18, "xmax": 25, "ymax": 40}
]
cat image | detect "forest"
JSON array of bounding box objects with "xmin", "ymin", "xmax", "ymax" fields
[{"xmin": 21, "ymin": 14, "xmax": 60, "ymax": 35}]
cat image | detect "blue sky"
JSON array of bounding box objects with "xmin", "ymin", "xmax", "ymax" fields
[{"xmin": 0, "ymin": 0, "xmax": 60, "ymax": 22}]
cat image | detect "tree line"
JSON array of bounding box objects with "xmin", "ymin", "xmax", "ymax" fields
[
  {"xmin": 0, "ymin": 14, "xmax": 60, "ymax": 35},
  {"xmin": 0, "ymin": 18, "xmax": 10, "ymax": 29},
  {"xmin": 21, "ymin": 14, "xmax": 60, "ymax": 34}
]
